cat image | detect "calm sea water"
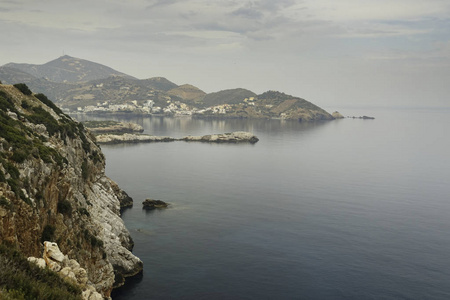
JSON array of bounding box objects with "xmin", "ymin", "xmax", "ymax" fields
[{"xmin": 75, "ymin": 107, "xmax": 450, "ymax": 299}]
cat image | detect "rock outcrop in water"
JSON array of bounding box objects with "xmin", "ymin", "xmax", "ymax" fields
[
  {"xmin": 332, "ymin": 111, "xmax": 344, "ymax": 119},
  {"xmin": 95, "ymin": 133, "xmax": 176, "ymax": 144},
  {"xmin": 95, "ymin": 131, "xmax": 259, "ymax": 144},
  {"xmin": 0, "ymin": 84, "xmax": 142, "ymax": 298},
  {"xmin": 83, "ymin": 121, "xmax": 144, "ymax": 134},
  {"xmin": 142, "ymin": 199, "xmax": 169, "ymax": 210},
  {"xmin": 181, "ymin": 131, "xmax": 259, "ymax": 143}
]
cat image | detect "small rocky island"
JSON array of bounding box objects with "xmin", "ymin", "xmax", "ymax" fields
[
  {"xmin": 95, "ymin": 131, "xmax": 259, "ymax": 144},
  {"xmin": 181, "ymin": 131, "xmax": 259, "ymax": 143},
  {"xmin": 142, "ymin": 199, "xmax": 169, "ymax": 210},
  {"xmin": 96, "ymin": 133, "xmax": 176, "ymax": 144},
  {"xmin": 83, "ymin": 120, "xmax": 144, "ymax": 133}
]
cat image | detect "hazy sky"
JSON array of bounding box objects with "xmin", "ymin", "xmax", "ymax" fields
[{"xmin": 1, "ymin": 0, "xmax": 449, "ymax": 108}]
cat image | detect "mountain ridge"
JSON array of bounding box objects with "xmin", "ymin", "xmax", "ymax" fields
[{"xmin": 4, "ymin": 55, "xmax": 135, "ymax": 83}]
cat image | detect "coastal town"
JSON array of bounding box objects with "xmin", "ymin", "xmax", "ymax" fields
[{"xmin": 74, "ymin": 97, "xmax": 257, "ymax": 117}]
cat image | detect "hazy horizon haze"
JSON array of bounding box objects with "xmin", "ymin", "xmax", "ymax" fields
[{"xmin": 1, "ymin": 0, "xmax": 449, "ymax": 108}]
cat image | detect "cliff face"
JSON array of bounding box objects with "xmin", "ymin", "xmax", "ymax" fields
[{"xmin": 0, "ymin": 84, "xmax": 142, "ymax": 297}]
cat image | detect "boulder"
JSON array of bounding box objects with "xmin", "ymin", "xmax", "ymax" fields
[
  {"xmin": 142, "ymin": 199, "xmax": 169, "ymax": 210},
  {"xmin": 28, "ymin": 241, "xmax": 103, "ymax": 299},
  {"xmin": 27, "ymin": 257, "xmax": 46, "ymax": 269}
]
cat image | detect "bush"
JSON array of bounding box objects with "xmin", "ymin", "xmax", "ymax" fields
[
  {"xmin": 0, "ymin": 196, "xmax": 11, "ymax": 209},
  {"xmin": 81, "ymin": 161, "xmax": 89, "ymax": 180},
  {"xmin": 13, "ymin": 83, "xmax": 32, "ymax": 95},
  {"xmin": 21, "ymin": 100, "xmax": 30, "ymax": 109},
  {"xmin": 0, "ymin": 91, "xmax": 17, "ymax": 113},
  {"xmin": 0, "ymin": 243, "xmax": 82, "ymax": 299},
  {"xmin": 40, "ymin": 225, "xmax": 56, "ymax": 243},
  {"xmin": 57, "ymin": 200, "xmax": 72, "ymax": 215},
  {"xmin": 11, "ymin": 149, "xmax": 29, "ymax": 163},
  {"xmin": 0, "ymin": 169, "xmax": 5, "ymax": 182},
  {"xmin": 34, "ymin": 93, "xmax": 63, "ymax": 115},
  {"xmin": 27, "ymin": 106, "xmax": 59, "ymax": 136},
  {"xmin": 78, "ymin": 207, "xmax": 90, "ymax": 217}
]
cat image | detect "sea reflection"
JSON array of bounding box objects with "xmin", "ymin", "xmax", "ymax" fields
[{"xmin": 71, "ymin": 114, "xmax": 332, "ymax": 139}]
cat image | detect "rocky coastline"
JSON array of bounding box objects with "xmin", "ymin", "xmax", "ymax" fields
[
  {"xmin": 0, "ymin": 84, "xmax": 142, "ymax": 298},
  {"xmin": 95, "ymin": 131, "xmax": 259, "ymax": 144}
]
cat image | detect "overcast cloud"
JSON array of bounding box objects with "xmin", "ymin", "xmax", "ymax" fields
[{"xmin": 1, "ymin": 0, "xmax": 449, "ymax": 107}]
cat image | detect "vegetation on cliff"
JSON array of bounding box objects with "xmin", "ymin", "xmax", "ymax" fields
[
  {"xmin": 0, "ymin": 83, "xmax": 142, "ymax": 297},
  {"xmin": 0, "ymin": 243, "xmax": 82, "ymax": 300}
]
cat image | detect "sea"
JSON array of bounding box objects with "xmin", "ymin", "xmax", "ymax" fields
[{"xmin": 74, "ymin": 107, "xmax": 450, "ymax": 299}]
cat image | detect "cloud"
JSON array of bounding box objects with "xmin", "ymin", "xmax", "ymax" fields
[
  {"xmin": 1, "ymin": 0, "xmax": 450, "ymax": 107},
  {"xmin": 302, "ymin": 0, "xmax": 450, "ymax": 22}
]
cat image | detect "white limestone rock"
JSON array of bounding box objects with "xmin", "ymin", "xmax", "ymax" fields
[
  {"xmin": 27, "ymin": 257, "xmax": 46, "ymax": 269},
  {"xmin": 82, "ymin": 286, "xmax": 103, "ymax": 300}
]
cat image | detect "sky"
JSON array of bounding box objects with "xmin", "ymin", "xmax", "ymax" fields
[{"xmin": 1, "ymin": 0, "xmax": 450, "ymax": 108}]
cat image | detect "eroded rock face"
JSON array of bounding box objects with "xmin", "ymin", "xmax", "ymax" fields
[{"xmin": 0, "ymin": 84, "xmax": 142, "ymax": 298}]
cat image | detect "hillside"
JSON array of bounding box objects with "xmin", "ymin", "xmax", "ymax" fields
[
  {"xmin": 202, "ymin": 88, "xmax": 256, "ymax": 107},
  {"xmin": 167, "ymin": 84, "xmax": 206, "ymax": 104},
  {"xmin": 197, "ymin": 90, "xmax": 333, "ymax": 121},
  {"xmin": 3, "ymin": 55, "xmax": 134, "ymax": 83},
  {"xmin": 0, "ymin": 83, "xmax": 142, "ymax": 297},
  {"xmin": 0, "ymin": 56, "xmax": 335, "ymax": 121}
]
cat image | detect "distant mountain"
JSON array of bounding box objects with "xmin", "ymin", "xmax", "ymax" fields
[
  {"xmin": 3, "ymin": 55, "xmax": 134, "ymax": 83},
  {"xmin": 140, "ymin": 77, "xmax": 178, "ymax": 92},
  {"xmin": 0, "ymin": 66, "xmax": 37, "ymax": 84},
  {"xmin": 0, "ymin": 56, "xmax": 334, "ymax": 120}
]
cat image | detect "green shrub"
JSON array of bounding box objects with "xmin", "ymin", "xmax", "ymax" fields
[
  {"xmin": 0, "ymin": 243, "xmax": 82, "ymax": 299},
  {"xmin": 4, "ymin": 162, "xmax": 19, "ymax": 179},
  {"xmin": 40, "ymin": 225, "xmax": 56, "ymax": 243},
  {"xmin": 13, "ymin": 83, "xmax": 32, "ymax": 95},
  {"xmin": 11, "ymin": 149, "xmax": 29, "ymax": 163},
  {"xmin": 81, "ymin": 161, "xmax": 89, "ymax": 180},
  {"xmin": 83, "ymin": 229, "xmax": 103, "ymax": 248},
  {"xmin": 57, "ymin": 200, "xmax": 72, "ymax": 216},
  {"xmin": 21, "ymin": 100, "xmax": 30, "ymax": 109},
  {"xmin": 0, "ymin": 91, "xmax": 17, "ymax": 113},
  {"xmin": 0, "ymin": 168, "xmax": 5, "ymax": 182},
  {"xmin": 0, "ymin": 196, "xmax": 11, "ymax": 209},
  {"xmin": 78, "ymin": 207, "xmax": 90, "ymax": 217},
  {"xmin": 27, "ymin": 106, "xmax": 59, "ymax": 136},
  {"xmin": 34, "ymin": 93, "xmax": 63, "ymax": 115}
]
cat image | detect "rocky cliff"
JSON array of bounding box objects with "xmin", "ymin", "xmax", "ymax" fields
[{"xmin": 0, "ymin": 84, "xmax": 142, "ymax": 298}]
